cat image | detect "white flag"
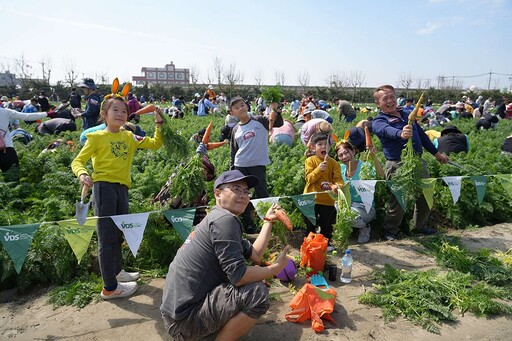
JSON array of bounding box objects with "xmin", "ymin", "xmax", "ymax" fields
[
  {"xmin": 250, "ymin": 197, "xmax": 280, "ymax": 219},
  {"xmin": 351, "ymin": 180, "xmax": 377, "ymax": 214},
  {"xmin": 111, "ymin": 212, "xmax": 150, "ymax": 257},
  {"xmin": 442, "ymin": 176, "xmax": 463, "ymax": 204}
]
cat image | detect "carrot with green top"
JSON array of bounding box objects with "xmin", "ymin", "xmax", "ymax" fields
[
  {"xmin": 134, "ymin": 104, "xmax": 157, "ymax": 115},
  {"xmin": 206, "ymin": 140, "xmax": 228, "ymax": 150},
  {"xmin": 364, "ymin": 125, "xmax": 372, "ymax": 148},
  {"xmin": 407, "ymin": 92, "xmax": 425, "ymax": 125},
  {"xmin": 202, "ymin": 121, "xmax": 213, "ymax": 144},
  {"xmin": 274, "ymin": 208, "xmax": 293, "ymax": 231}
]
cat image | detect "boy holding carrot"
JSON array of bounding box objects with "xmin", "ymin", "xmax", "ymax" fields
[
  {"xmin": 303, "ymin": 132, "xmax": 344, "ymax": 249},
  {"xmin": 372, "ymin": 84, "xmax": 449, "ymax": 241}
]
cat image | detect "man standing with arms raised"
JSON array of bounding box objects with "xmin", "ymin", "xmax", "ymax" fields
[{"xmin": 372, "ymin": 85, "xmax": 449, "ymax": 241}]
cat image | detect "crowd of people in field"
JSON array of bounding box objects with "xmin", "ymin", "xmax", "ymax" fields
[{"xmin": 2, "ymin": 78, "xmax": 512, "ymax": 340}]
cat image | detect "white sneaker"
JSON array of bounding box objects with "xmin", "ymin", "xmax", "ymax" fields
[
  {"xmin": 101, "ymin": 281, "xmax": 138, "ymax": 300},
  {"xmin": 116, "ymin": 269, "xmax": 140, "ymax": 282},
  {"xmin": 358, "ymin": 225, "xmax": 371, "ymax": 244}
]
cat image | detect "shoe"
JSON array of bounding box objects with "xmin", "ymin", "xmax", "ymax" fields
[
  {"xmin": 358, "ymin": 225, "xmax": 371, "ymax": 244},
  {"xmin": 384, "ymin": 231, "xmax": 403, "ymax": 241},
  {"xmin": 415, "ymin": 227, "xmax": 438, "ymax": 235},
  {"xmin": 116, "ymin": 269, "xmax": 140, "ymax": 282},
  {"xmin": 101, "ymin": 281, "xmax": 138, "ymax": 300}
]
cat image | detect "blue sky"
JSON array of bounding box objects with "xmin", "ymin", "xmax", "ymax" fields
[{"xmin": 1, "ymin": 0, "xmax": 511, "ymax": 90}]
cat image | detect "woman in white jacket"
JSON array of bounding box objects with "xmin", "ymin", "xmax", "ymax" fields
[{"xmin": 0, "ymin": 107, "xmax": 46, "ymax": 177}]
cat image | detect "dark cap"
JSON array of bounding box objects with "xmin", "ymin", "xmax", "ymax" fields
[
  {"xmin": 348, "ymin": 127, "xmax": 366, "ymax": 152},
  {"xmin": 441, "ymin": 125, "xmax": 462, "ymax": 136},
  {"xmin": 214, "ymin": 170, "xmax": 259, "ymax": 189},
  {"xmin": 77, "ymin": 78, "xmax": 97, "ymax": 90}
]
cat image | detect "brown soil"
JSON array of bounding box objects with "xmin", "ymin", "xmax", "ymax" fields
[{"xmin": 1, "ymin": 223, "xmax": 511, "ymax": 341}]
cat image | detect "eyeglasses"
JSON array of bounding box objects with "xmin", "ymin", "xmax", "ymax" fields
[{"xmin": 221, "ymin": 184, "xmax": 252, "ymax": 198}]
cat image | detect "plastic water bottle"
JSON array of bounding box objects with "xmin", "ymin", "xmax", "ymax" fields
[{"xmin": 340, "ymin": 249, "xmax": 352, "ymax": 283}]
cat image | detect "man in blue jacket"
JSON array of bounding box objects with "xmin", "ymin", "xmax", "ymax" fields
[
  {"xmin": 73, "ymin": 78, "xmax": 101, "ymax": 130},
  {"xmin": 372, "ymin": 85, "xmax": 449, "ymax": 241}
]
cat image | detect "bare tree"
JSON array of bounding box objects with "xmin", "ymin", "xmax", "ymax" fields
[
  {"xmin": 398, "ymin": 72, "xmax": 413, "ymax": 96},
  {"xmin": 13, "ymin": 54, "xmax": 33, "ymax": 89},
  {"xmin": 212, "ymin": 56, "xmax": 224, "ymax": 87},
  {"xmin": 424, "ymin": 78, "xmax": 432, "ymax": 89},
  {"xmin": 297, "ymin": 71, "xmax": 310, "ymax": 92},
  {"xmin": 274, "ymin": 70, "xmax": 285, "ymax": 85},
  {"xmin": 437, "ymin": 75, "xmax": 447, "ymax": 89},
  {"xmin": 415, "ymin": 78, "xmax": 423, "ymax": 90},
  {"xmin": 95, "ymin": 72, "xmax": 109, "ymax": 85},
  {"xmin": 348, "ymin": 70, "xmax": 365, "ymax": 101},
  {"xmin": 63, "ymin": 59, "xmax": 79, "ymax": 87},
  {"xmin": 189, "ymin": 65, "xmax": 199, "ymax": 86},
  {"xmin": 254, "ymin": 69, "xmax": 263, "ymax": 87},
  {"xmin": 40, "ymin": 56, "xmax": 52, "ymax": 85},
  {"xmin": 326, "ymin": 72, "xmax": 349, "ymax": 89},
  {"xmin": 223, "ymin": 63, "xmax": 244, "ymax": 97}
]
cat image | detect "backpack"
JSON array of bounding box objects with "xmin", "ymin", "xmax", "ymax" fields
[
  {"xmin": 0, "ymin": 129, "xmax": 7, "ymax": 153},
  {"xmin": 69, "ymin": 92, "xmax": 81, "ymax": 108}
]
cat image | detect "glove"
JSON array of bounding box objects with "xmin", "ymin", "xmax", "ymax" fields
[{"xmin": 195, "ymin": 142, "xmax": 207, "ymax": 155}]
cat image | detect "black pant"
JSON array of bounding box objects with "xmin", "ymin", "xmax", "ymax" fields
[
  {"xmin": 234, "ymin": 166, "xmax": 268, "ymax": 230},
  {"xmin": 304, "ymin": 204, "xmax": 336, "ymax": 241},
  {"xmin": 0, "ymin": 147, "xmax": 19, "ymax": 180}
]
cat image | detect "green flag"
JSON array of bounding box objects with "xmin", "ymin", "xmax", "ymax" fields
[
  {"xmin": 58, "ymin": 218, "xmax": 97, "ymax": 264},
  {"xmin": 0, "ymin": 223, "xmax": 40, "ymax": 273},
  {"xmin": 163, "ymin": 208, "xmax": 197, "ymax": 241},
  {"xmin": 421, "ymin": 178, "xmax": 437, "ymax": 209},
  {"xmin": 386, "ymin": 180, "xmax": 407, "ymax": 211},
  {"xmin": 470, "ymin": 176, "xmax": 488, "ymax": 204},
  {"xmin": 291, "ymin": 193, "xmax": 316, "ymax": 226},
  {"xmin": 497, "ymin": 174, "xmax": 512, "ymax": 199}
]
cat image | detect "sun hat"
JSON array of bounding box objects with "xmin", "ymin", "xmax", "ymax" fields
[
  {"xmin": 194, "ymin": 93, "xmax": 200, "ymax": 97},
  {"xmin": 214, "ymin": 170, "xmax": 259, "ymax": 189},
  {"xmin": 1, "ymin": 96, "xmax": 8, "ymax": 101},
  {"xmin": 296, "ymin": 115, "xmax": 306, "ymax": 123},
  {"xmin": 208, "ymin": 85, "xmax": 213, "ymax": 90},
  {"xmin": 77, "ymin": 78, "xmax": 97, "ymax": 90}
]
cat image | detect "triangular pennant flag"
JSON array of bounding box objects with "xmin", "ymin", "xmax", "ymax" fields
[
  {"xmin": 0, "ymin": 223, "xmax": 40, "ymax": 273},
  {"xmin": 497, "ymin": 174, "xmax": 512, "ymax": 199},
  {"xmin": 470, "ymin": 175, "xmax": 488, "ymax": 204},
  {"xmin": 443, "ymin": 176, "xmax": 463, "ymax": 204},
  {"xmin": 386, "ymin": 180, "xmax": 407, "ymax": 211},
  {"xmin": 111, "ymin": 213, "xmax": 150, "ymax": 257},
  {"xmin": 351, "ymin": 180, "xmax": 377, "ymax": 214},
  {"xmin": 58, "ymin": 218, "xmax": 97, "ymax": 264},
  {"xmin": 163, "ymin": 208, "xmax": 197, "ymax": 241},
  {"xmin": 250, "ymin": 197, "xmax": 281, "ymax": 219},
  {"xmin": 421, "ymin": 178, "xmax": 437, "ymax": 209},
  {"xmin": 290, "ymin": 193, "xmax": 316, "ymax": 226}
]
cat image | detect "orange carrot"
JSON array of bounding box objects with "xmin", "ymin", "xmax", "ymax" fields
[
  {"xmin": 202, "ymin": 121, "xmax": 213, "ymax": 144},
  {"xmin": 206, "ymin": 140, "xmax": 228, "ymax": 150},
  {"xmin": 134, "ymin": 104, "xmax": 156, "ymax": 115},
  {"xmin": 275, "ymin": 209, "xmax": 293, "ymax": 231},
  {"xmin": 364, "ymin": 126, "xmax": 372, "ymax": 148}
]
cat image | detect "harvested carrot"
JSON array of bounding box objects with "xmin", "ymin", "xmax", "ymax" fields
[
  {"xmin": 364, "ymin": 126, "xmax": 372, "ymax": 148},
  {"xmin": 275, "ymin": 208, "xmax": 293, "ymax": 231},
  {"xmin": 134, "ymin": 104, "xmax": 157, "ymax": 115},
  {"xmin": 407, "ymin": 92, "xmax": 425, "ymax": 125},
  {"xmin": 202, "ymin": 121, "xmax": 213, "ymax": 144},
  {"xmin": 206, "ymin": 140, "xmax": 228, "ymax": 150}
]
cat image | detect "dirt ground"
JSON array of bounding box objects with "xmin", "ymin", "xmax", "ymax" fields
[{"xmin": 1, "ymin": 223, "xmax": 511, "ymax": 341}]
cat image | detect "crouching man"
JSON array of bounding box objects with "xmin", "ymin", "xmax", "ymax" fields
[{"xmin": 160, "ymin": 170, "xmax": 289, "ymax": 341}]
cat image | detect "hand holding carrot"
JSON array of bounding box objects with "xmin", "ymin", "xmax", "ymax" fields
[{"xmin": 319, "ymin": 160, "xmax": 327, "ymax": 171}]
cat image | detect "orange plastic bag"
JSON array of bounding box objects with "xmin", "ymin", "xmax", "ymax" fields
[
  {"xmin": 285, "ymin": 283, "xmax": 336, "ymax": 332},
  {"xmin": 300, "ymin": 232, "xmax": 328, "ymax": 274}
]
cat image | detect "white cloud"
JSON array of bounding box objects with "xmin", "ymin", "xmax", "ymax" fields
[{"xmin": 416, "ymin": 22, "xmax": 442, "ymax": 35}]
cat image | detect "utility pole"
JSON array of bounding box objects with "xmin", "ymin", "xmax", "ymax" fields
[{"xmin": 487, "ymin": 70, "xmax": 492, "ymax": 90}]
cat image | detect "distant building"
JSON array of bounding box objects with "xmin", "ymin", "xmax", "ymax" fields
[
  {"xmin": 0, "ymin": 71, "xmax": 19, "ymax": 87},
  {"xmin": 132, "ymin": 61, "xmax": 189, "ymax": 86}
]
